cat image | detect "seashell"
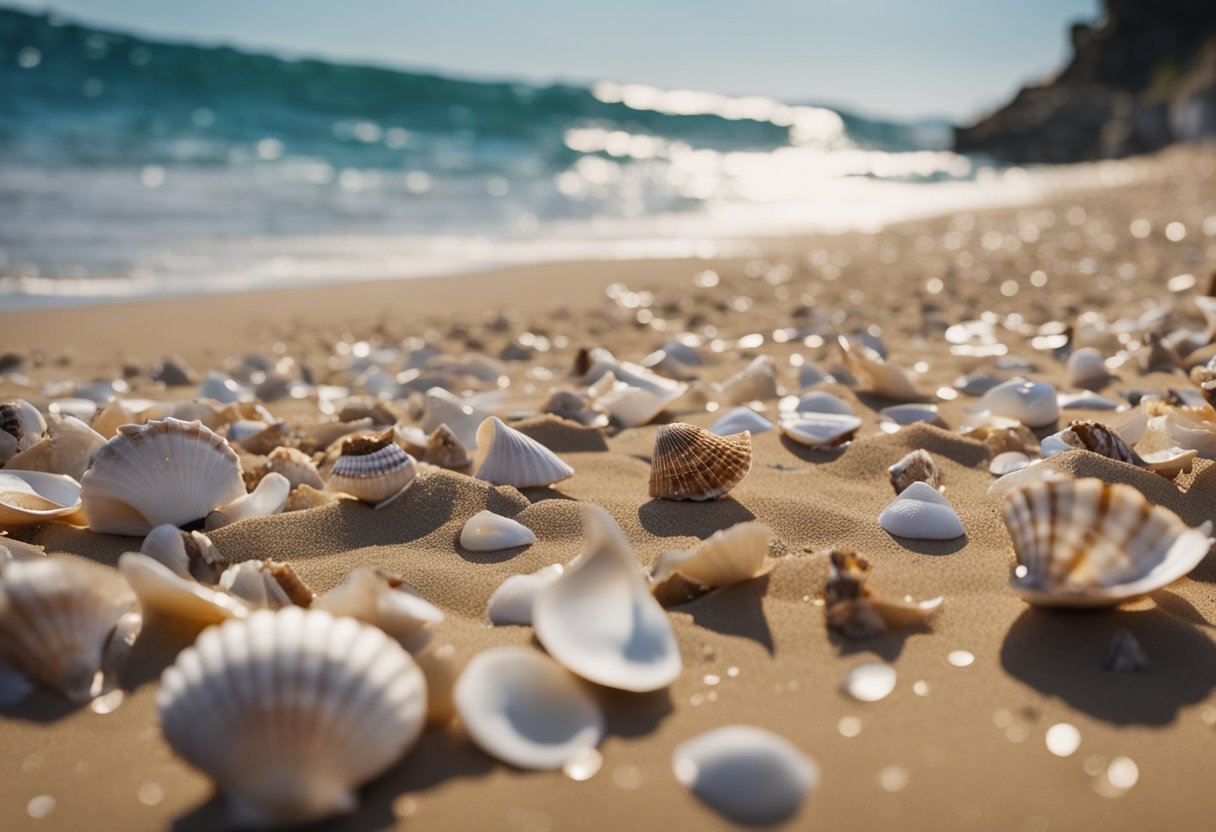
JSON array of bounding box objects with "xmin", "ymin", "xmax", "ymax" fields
[
  {"xmin": 837, "ymin": 334, "xmax": 921, "ymax": 401},
  {"xmin": 878, "ymin": 481, "xmax": 964, "ymax": 540},
  {"xmin": 460, "ymin": 510, "xmax": 535, "ymax": 552},
  {"xmin": 118, "ymin": 552, "xmax": 250, "ymax": 625},
  {"xmin": 262, "ymin": 446, "xmax": 324, "ymax": 490},
  {"xmin": 962, "ymin": 421, "xmax": 1037, "ymax": 455},
  {"xmin": 454, "ymin": 646, "xmax": 604, "ymax": 770},
  {"xmin": 414, "ymin": 642, "xmax": 459, "ymax": 723},
  {"xmin": 0, "ymin": 399, "xmax": 46, "ymax": 464},
  {"xmin": 474, "ymin": 417, "xmax": 574, "ymax": 489},
  {"xmin": 1001, "ymin": 478, "xmax": 1213, "ymax": 607},
  {"xmin": 1136, "ymin": 446, "xmax": 1197, "ymax": 480},
  {"xmin": 0, "ymin": 471, "xmax": 85, "ymax": 530},
  {"xmin": 824, "ymin": 548, "xmax": 942, "ymax": 639},
  {"xmin": 226, "ymin": 420, "xmax": 270, "ymax": 447},
  {"xmin": 1139, "ymin": 405, "xmax": 1216, "ymax": 458},
  {"xmin": 301, "ymin": 418, "xmax": 373, "ymax": 454},
  {"xmin": 953, "ymin": 371, "xmax": 1003, "ymax": 397},
  {"xmin": 141, "ymin": 523, "xmax": 223, "ymax": 583},
  {"xmin": 990, "ymin": 451, "xmax": 1031, "ymax": 476},
  {"xmin": 0, "ymin": 557, "xmax": 141, "ymax": 702},
  {"xmin": 975, "ymin": 378, "xmax": 1059, "ymax": 428},
  {"xmin": 152, "ymin": 354, "xmax": 197, "ymax": 387},
  {"xmin": 80, "ymin": 418, "xmax": 246, "ymax": 536},
  {"xmin": 422, "ymin": 424, "xmax": 473, "ymax": 472},
  {"xmin": 797, "ymin": 360, "xmax": 835, "ymax": 389},
  {"xmin": 91, "ymin": 398, "xmax": 163, "ymax": 438},
  {"xmin": 708, "ymin": 407, "xmax": 773, "ymax": 436},
  {"xmin": 219, "ymin": 559, "xmax": 314, "ymax": 609},
  {"xmin": 1104, "ymin": 629, "xmax": 1148, "ymax": 673},
  {"xmin": 672, "ymin": 725, "xmax": 819, "ymax": 826},
  {"xmin": 48, "ymin": 397, "xmax": 99, "ymax": 422},
  {"xmin": 650, "ymin": 522, "xmax": 769, "ymax": 606},
  {"xmin": 718, "ymin": 355, "xmax": 779, "ymax": 404},
  {"xmin": 779, "ymin": 412, "xmax": 861, "ymax": 447},
  {"xmin": 533, "ymin": 505, "xmax": 681, "ymax": 691},
  {"xmin": 198, "ymin": 371, "xmax": 249, "ymax": 404},
  {"xmin": 5, "ymin": 415, "xmax": 105, "ymax": 480},
  {"xmin": 541, "ymin": 390, "xmax": 609, "ymax": 428},
  {"xmin": 879, "ymin": 403, "xmax": 939, "ymax": 433},
  {"xmin": 326, "ymin": 429, "xmax": 418, "ymax": 505},
  {"xmin": 1066, "ymin": 347, "xmax": 1111, "ymax": 388},
  {"xmin": 420, "ymin": 387, "xmax": 489, "ymax": 450},
  {"xmin": 588, "ymin": 370, "xmax": 687, "ymax": 428},
  {"xmin": 888, "ymin": 449, "xmax": 941, "ymax": 494},
  {"xmin": 335, "ymin": 396, "xmax": 400, "ymax": 426},
  {"xmin": 987, "ymin": 460, "xmax": 1068, "ymax": 497},
  {"xmin": 1057, "ymin": 390, "xmax": 1122, "ymax": 410},
  {"xmin": 157, "ymin": 608, "xmax": 427, "ymax": 828},
  {"xmin": 205, "ymin": 473, "xmax": 291, "ymax": 530},
  {"xmin": 641, "ymin": 347, "xmax": 700, "ymax": 381},
  {"xmin": 778, "ymin": 391, "xmax": 854, "ymax": 416},
  {"xmin": 486, "ymin": 564, "xmax": 563, "ymax": 626},
  {"xmin": 1047, "ymin": 419, "xmax": 1195, "ymax": 480},
  {"xmin": 0, "ymin": 537, "xmax": 45, "ymax": 569},
  {"xmin": 284, "ymin": 484, "xmax": 347, "ymax": 512},
  {"xmin": 313, "ymin": 567, "xmax": 443, "ymax": 645},
  {"xmin": 1190, "ymin": 360, "xmax": 1216, "ymax": 408},
  {"xmin": 648, "ymin": 423, "xmax": 751, "ymax": 501},
  {"xmin": 239, "ymin": 422, "xmax": 298, "ymax": 456}
]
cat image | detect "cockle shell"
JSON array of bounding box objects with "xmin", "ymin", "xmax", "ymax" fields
[
  {"xmin": 837, "ymin": 334, "xmax": 921, "ymax": 401},
  {"xmin": 313, "ymin": 567, "xmax": 443, "ymax": 645},
  {"xmin": 533, "ymin": 505, "xmax": 681, "ymax": 691},
  {"xmin": 460, "ymin": 510, "xmax": 536, "ymax": 552},
  {"xmin": 708, "ymin": 407, "xmax": 773, "ymax": 436},
  {"xmin": 80, "ymin": 418, "xmax": 246, "ymax": 536},
  {"xmin": 1066, "ymin": 347, "xmax": 1111, "ymax": 388},
  {"xmin": 779, "ymin": 412, "xmax": 862, "ymax": 447},
  {"xmin": 474, "ymin": 417, "xmax": 574, "ymax": 489},
  {"xmin": 824, "ymin": 548, "xmax": 942, "ymax": 639},
  {"xmin": 264, "ymin": 446, "xmax": 324, "ymax": 490},
  {"xmin": 454, "ymin": 646, "xmax": 604, "ymax": 770},
  {"xmin": 649, "ymin": 423, "xmax": 751, "ymax": 501},
  {"xmin": 718, "ymin": 355, "xmax": 779, "ymax": 404},
  {"xmin": 672, "ymin": 725, "xmax": 819, "ymax": 826},
  {"xmin": 0, "ymin": 399, "xmax": 46, "ymax": 464},
  {"xmin": 878, "ymin": 481, "xmax": 964, "ymax": 540},
  {"xmin": 975, "ymin": 379, "xmax": 1060, "ymax": 428},
  {"xmin": 1001, "ymin": 478, "xmax": 1213, "ymax": 607},
  {"xmin": 5, "ymin": 415, "xmax": 105, "ymax": 480},
  {"xmin": 326, "ymin": 429, "xmax": 418, "ymax": 505},
  {"xmin": 157, "ymin": 608, "xmax": 427, "ymax": 828},
  {"xmin": 205, "ymin": 473, "xmax": 291, "ymax": 530},
  {"xmin": 0, "ymin": 557, "xmax": 141, "ymax": 702},
  {"xmin": 887, "ymin": 449, "xmax": 941, "ymax": 494},
  {"xmin": 650, "ymin": 522, "xmax": 770, "ymax": 605},
  {"xmin": 0, "ymin": 471, "xmax": 85, "ymax": 530},
  {"xmin": 486, "ymin": 564, "xmax": 564, "ymax": 626}
]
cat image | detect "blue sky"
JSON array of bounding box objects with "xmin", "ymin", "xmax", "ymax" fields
[{"xmin": 11, "ymin": 0, "xmax": 1099, "ymax": 119}]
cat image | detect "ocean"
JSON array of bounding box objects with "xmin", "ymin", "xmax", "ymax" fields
[{"xmin": 0, "ymin": 8, "xmax": 1105, "ymax": 309}]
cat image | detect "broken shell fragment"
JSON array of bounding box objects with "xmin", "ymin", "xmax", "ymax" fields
[
  {"xmin": 718, "ymin": 355, "xmax": 779, "ymax": 404},
  {"xmin": 708, "ymin": 407, "xmax": 773, "ymax": 437},
  {"xmin": 313, "ymin": 567, "xmax": 443, "ymax": 644},
  {"xmin": 486, "ymin": 564, "xmax": 563, "ymax": 626},
  {"xmin": 326, "ymin": 429, "xmax": 418, "ymax": 505},
  {"xmin": 264, "ymin": 446, "xmax": 324, "ymax": 490},
  {"xmin": 4, "ymin": 415, "xmax": 105, "ymax": 480},
  {"xmin": 975, "ymin": 379, "xmax": 1060, "ymax": 428},
  {"xmin": 649, "ymin": 423, "xmax": 752, "ymax": 501},
  {"xmin": 989, "ymin": 451, "xmax": 1032, "ymax": 477},
  {"xmin": 887, "ymin": 449, "xmax": 941, "ymax": 494},
  {"xmin": 649, "ymin": 522, "xmax": 770, "ymax": 605},
  {"xmin": 878, "ymin": 481, "xmax": 964, "ymax": 540},
  {"xmin": 422, "ymin": 424, "xmax": 473, "ymax": 472},
  {"xmin": 838, "ymin": 335, "xmax": 921, "ymax": 401},
  {"xmin": 0, "ymin": 399, "xmax": 47, "ymax": 465},
  {"xmin": 118, "ymin": 552, "xmax": 250, "ymax": 624},
  {"xmin": 219, "ymin": 559, "xmax": 314, "ymax": 609},
  {"xmin": 459, "ymin": 510, "xmax": 536, "ymax": 552},
  {"xmin": 474, "ymin": 417, "xmax": 574, "ymax": 489},
  {"xmin": 779, "ymin": 412, "xmax": 862, "ymax": 448},
  {"xmin": 824, "ymin": 549, "xmax": 942, "ymax": 639},
  {"xmin": 205, "ymin": 472, "xmax": 291, "ymax": 531},
  {"xmin": 140, "ymin": 524, "xmax": 223, "ymax": 583}
]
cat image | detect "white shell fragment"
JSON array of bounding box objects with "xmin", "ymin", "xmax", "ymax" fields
[
  {"xmin": 4, "ymin": 415, "xmax": 106, "ymax": 480},
  {"xmin": 420, "ymin": 387, "xmax": 490, "ymax": 450},
  {"xmin": 474, "ymin": 417, "xmax": 574, "ymax": 489},
  {"xmin": 313, "ymin": 567, "xmax": 443, "ymax": 644},
  {"xmin": 651, "ymin": 522, "xmax": 770, "ymax": 591},
  {"xmin": 990, "ymin": 451, "xmax": 1031, "ymax": 476},
  {"xmin": 673, "ymin": 725, "xmax": 818, "ymax": 826},
  {"xmin": 205, "ymin": 473, "xmax": 291, "ymax": 531},
  {"xmin": 157, "ymin": 608, "xmax": 427, "ymax": 828},
  {"xmin": 976, "ymin": 379, "xmax": 1060, "ymax": 428},
  {"xmin": 459, "ymin": 510, "xmax": 536, "ymax": 552},
  {"xmin": 779, "ymin": 412, "xmax": 862, "ymax": 448},
  {"xmin": 533, "ymin": 505, "xmax": 681, "ymax": 691},
  {"xmin": 0, "ymin": 399, "xmax": 47, "ymax": 465},
  {"xmin": 838, "ymin": 334, "xmax": 921, "ymax": 401},
  {"xmin": 878, "ymin": 481, "xmax": 965, "ymax": 540},
  {"xmin": 118, "ymin": 552, "xmax": 249, "ymax": 624},
  {"xmin": 718, "ymin": 355, "xmax": 779, "ymax": 404},
  {"xmin": 879, "ymin": 403, "xmax": 939, "ymax": 433},
  {"xmin": 486, "ymin": 564, "xmax": 564, "ymax": 626},
  {"xmin": 708, "ymin": 407, "xmax": 774, "ymax": 437},
  {"xmin": 454, "ymin": 646, "xmax": 604, "ymax": 770},
  {"xmin": 0, "ymin": 470, "xmax": 84, "ymax": 530}
]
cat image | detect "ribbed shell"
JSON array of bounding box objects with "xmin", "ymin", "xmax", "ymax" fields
[
  {"xmin": 648, "ymin": 423, "xmax": 751, "ymax": 501},
  {"xmin": 157, "ymin": 608, "xmax": 427, "ymax": 828},
  {"xmin": 1067, "ymin": 420, "xmax": 1140, "ymax": 464},
  {"xmin": 0, "ymin": 557, "xmax": 139, "ymax": 701},
  {"xmin": 80, "ymin": 418, "xmax": 246, "ymax": 536},
  {"xmin": 326, "ymin": 430, "xmax": 417, "ymax": 504},
  {"xmin": 1001, "ymin": 478, "xmax": 1213, "ymax": 606},
  {"xmin": 474, "ymin": 417, "xmax": 574, "ymax": 489}
]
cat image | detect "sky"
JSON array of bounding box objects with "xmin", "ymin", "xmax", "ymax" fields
[{"xmin": 10, "ymin": 0, "xmax": 1100, "ymax": 120}]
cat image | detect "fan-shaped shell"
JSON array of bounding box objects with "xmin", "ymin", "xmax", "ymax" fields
[
  {"xmin": 708, "ymin": 407, "xmax": 773, "ymax": 436},
  {"xmin": 0, "ymin": 470, "xmax": 85, "ymax": 530},
  {"xmin": 1001, "ymin": 478, "xmax": 1213, "ymax": 607},
  {"xmin": 648, "ymin": 423, "xmax": 751, "ymax": 501},
  {"xmin": 474, "ymin": 417, "xmax": 574, "ymax": 489},
  {"xmin": 454, "ymin": 646, "xmax": 604, "ymax": 770},
  {"xmin": 325, "ymin": 429, "xmax": 417, "ymax": 505},
  {"xmin": 157, "ymin": 608, "xmax": 427, "ymax": 828},
  {"xmin": 313, "ymin": 567, "xmax": 443, "ymax": 644},
  {"xmin": 878, "ymin": 481, "xmax": 964, "ymax": 540},
  {"xmin": 80, "ymin": 418, "xmax": 246, "ymax": 536},
  {"xmin": 976, "ymin": 378, "xmax": 1060, "ymax": 428},
  {"xmin": 533, "ymin": 505, "xmax": 680, "ymax": 691},
  {"xmin": 651, "ymin": 522, "xmax": 770, "ymax": 591},
  {"xmin": 460, "ymin": 510, "xmax": 536, "ymax": 551},
  {"xmin": 486, "ymin": 564, "xmax": 563, "ymax": 626},
  {"xmin": 0, "ymin": 557, "xmax": 141, "ymax": 702}
]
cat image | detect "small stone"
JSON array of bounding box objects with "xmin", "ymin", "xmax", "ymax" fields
[{"xmin": 152, "ymin": 355, "xmax": 197, "ymax": 387}]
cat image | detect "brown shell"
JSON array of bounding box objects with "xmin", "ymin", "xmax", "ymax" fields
[
  {"xmin": 824, "ymin": 548, "xmax": 940, "ymax": 639},
  {"xmin": 265, "ymin": 560, "xmax": 315, "ymax": 607},
  {"xmin": 887, "ymin": 449, "xmax": 941, "ymax": 494},
  {"xmin": 1067, "ymin": 420, "xmax": 1141, "ymax": 465},
  {"xmin": 422, "ymin": 425, "xmax": 472, "ymax": 473},
  {"xmin": 241, "ymin": 422, "xmax": 300, "ymax": 456},
  {"xmin": 648, "ymin": 423, "xmax": 752, "ymax": 501}
]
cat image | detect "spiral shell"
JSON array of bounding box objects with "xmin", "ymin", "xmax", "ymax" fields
[
  {"xmin": 325, "ymin": 429, "xmax": 417, "ymax": 505},
  {"xmin": 648, "ymin": 423, "xmax": 751, "ymax": 501}
]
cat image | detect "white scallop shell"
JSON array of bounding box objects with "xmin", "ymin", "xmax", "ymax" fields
[
  {"xmin": 651, "ymin": 522, "xmax": 770, "ymax": 589},
  {"xmin": 533, "ymin": 505, "xmax": 681, "ymax": 691},
  {"xmin": 779, "ymin": 412, "xmax": 862, "ymax": 447},
  {"xmin": 718, "ymin": 355, "xmax": 779, "ymax": 404},
  {"xmin": 486, "ymin": 564, "xmax": 563, "ymax": 626},
  {"xmin": 460, "ymin": 510, "xmax": 536, "ymax": 551},
  {"xmin": 313, "ymin": 567, "xmax": 443, "ymax": 644},
  {"xmin": 0, "ymin": 470, "xmax": 84, "ymax": 530},
  {"xmin": 0, "ymin": 557, "xmax": 141, "ymax": 702},
  {"xmin": 80, "ymin": 418, "xmax": 246, "ymax": 536},
  {"xmin": 474, "ymin": 417, "xmax": 574, "ymax": 489},
  {"xmin": 975, "ymin": 378, "xmax": 1060, "ymax": 428},
  {"xmin": 5, "ymin": 415, "xmax": 105, "ymax": 480},
  {"xmin": 326, "ymin": 434, "xmax": 418, "ymax": 505},
  {"xmin": 420, "ymin": 387, "xmax": 490, "ymax": 450},
  {"xmin": 672, "ymin": 725, "xmax": 819, "ymax": 826},
  {"xmin": 157, "ymin": 608, "xmax": 427, "ymax": 828},
  {"xmin": 707, "ymin": 407, "xmax": 773, "ymax": 436},
  {"xmin": 1066, "ymin": 347, "xmax": 1110, "ymax": 388},
  {"xmin": 205, "ymin": 473, "xmax": 291, "ymax": 531},
  {"xmin": 454, "ymin": 646, "xmax": 604, "ymax": 770},
  {"xmin": 878, "ymin": 481, "xmax": 965, "ymax": 540}
]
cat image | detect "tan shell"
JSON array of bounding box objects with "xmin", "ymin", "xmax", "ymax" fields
[
  {"xmin": 265, "ymin": 446, "xmax": 324, "ymax": 490},
  {"xmin": 824, "ymin": 549, "xmax": 942, "ymax": 639},
  {"xmin": 648, "ymin": 423, "xmax": 752, "ymax": 501},
  {"xmin": 422, "ymin": 424, "xmax": 473, "ymax": 473},
  {"xmin": 887, "ymin": 449, "xmax": 941, "ymax": 494},
  {"xmin": 650, "ymin": 522, "xmax": 771, "ymax": 605},
  {"xmin": 326, "ymin": 429, "xmax": 418, "ymax": 505},
  {"xmin": 284, "ymin": 484, "xmax": 348, "ymax": 512}
]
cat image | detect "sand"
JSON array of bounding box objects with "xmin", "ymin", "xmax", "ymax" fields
[{"xmin": 2, "ymin": 144, "xmax": 1216, "ymax": 831}]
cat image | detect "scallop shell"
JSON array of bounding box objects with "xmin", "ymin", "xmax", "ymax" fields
[
  {"xmin": 5, "ymin": 415, "xmax": 106, "ymax": 480},
  {"xmin": 878, "ymin": 481, "xmax": 964, "ymax": 540},
  {"xmin": 0, "ymin": 470, "xmax": 85, "ymax": 530},
  {"xmin": 533, "ymin": 505, "xmax": 681, "ymax": 691},
  {"xmin": 157, "ymin": 608, "xmax": 427, "ymax": 828},
  {"xmin": 650, "ymin": 522, "xmax": 770, "ymax": 602},
  {"xmin": 219, "ymin": 559, "xmax": 314, "ymax": 609},
  {"xmin": 313, "ymin": 567, "xmax": 443, "ymax": 644},
  {"xmin": 837, "ymin": 334, "xmax": 921, "ymax": 401},
  {"xmin": 264, "ymin": 446, "xmax": 324, "ymax": 490},
  {"xmin": 486, "ymin": 564, "xmax": 563, "ymax": 626},
  {"xmin": 205, "ymin": 473, "xmax": 291, "ymax": 530},
  {"xmin": 825, "ymin": 548, "xmax": 942, "ymax": 639},
  {"xmin": 460, "ymin": 510, "xmax": 536, "ymax": 552},
  {"xmin": 0, "ymin": 556, "xmax": 141, "ymax": 702},
  {"xmin": 1066, "ymin": 347, "xmax": 1110, "ymax": 388},
  {"xmin": 474, "ymin": 417, "xmax": 574, "ymax": 489},
  {"xmin": 0, "ymin": 399, "xmax": 47, "ymax": 464},
  {"xmin": 1001, "ymin": 478, "xmax": 1213, "ymax": 607},
  {"xmin": 779, "ymin": 412, "xmax": 862, "ymax": 447},
  {"xmin": 80, "ymin": 418, "xmax": 246, "ymax": 536},
  {"xmin": 672, "ymin": 725, "xmax": 819, "ymax": 826},
  {"xmin": 648, "ymin": 423, "xmax": 751, "ymax": 501},
  {"xmin": 454, "ymin": 646, "xmax": 604, "ymax": 770},
  {"xmin": 718, "ymin": 356, "xmax": 779, "ymax": 404},
  {"xmin": 887, "ymin": 449, "xmax": 941, "ymax": 494},
  {"xmin": 326, "ymin": 429, "xmax": 418, "ymax": 505},
  {"xmin": 975, "ymin": 378, "xmax": 1060, "ymax": 428},
  {"xmin": 708, "ymin": 407, "xmax": 773, "ymax": 436}
]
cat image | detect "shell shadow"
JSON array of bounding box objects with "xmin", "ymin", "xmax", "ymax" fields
[
  {"xmin": 999, "ymin": 603, "xmax": 1216, "ymax": 726},
  {"xmin": 829, "ymin": 621, "xmax": 931, "ymax": 663},
  {"xmin": 0, "ymin": 691, "xmax": 80, "ymax": 723},
  {"xmin": 777, "ymin": 435, "xmax": 849, "ymax": 465},
  {"xmin": 672, "ymin": 576, "xmax": 775, "ymax": 655},
  {"xmin": 518, "ymin": 486, "xmax": 577, "ymax": 505},
  {"xmin": 637, "ymin": 498, "xmax": 757, "ymax": 539},
  {"xmin": 595, "ymin": 686, "xmax": 674, "ymax": 739},
  {"xmin": 119, "ymin": 614, "xmax": 203, "ymax": 692},
  {"xmin": 882, "ymin": 532, "xmax": 968, "ymax": 555}
]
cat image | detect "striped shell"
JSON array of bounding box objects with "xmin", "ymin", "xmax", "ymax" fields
[
  {"xmin": 1001, "ymin": 478, "xmax": 1213, "ymax": 607},
  {"xmin": 648, "ymin": 423, "xmax": 751, "ymax": 501},
  {"xmin": 325, "ymin": 429, "xmax": 417, "ymax": 505},
  {"xmin": 474, "ymin": 417, "xmax": 574, "ymax": 489}
]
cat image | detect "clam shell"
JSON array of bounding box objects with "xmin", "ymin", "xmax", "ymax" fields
[
  {"xmin": 878, "ymin": 481, "xmax": 964, "ymax": 540},
  {"xmin": 454, "ymin": 646, "xmax": 604, "ymax": 770},
  {"xmin": 718, "ymin": 355, "xmax": 779, "ymax": 404},
  {"xmin": 1001, "ymin": 478, "xmax": 1213, "ymax": 607},
  {"xmin": 651, "ymin": 522, "xmax": 770, "ymax": 590},
  {"xmin": 205, "ymin": 473, "xmax": 291, "ymax": 530},
  {"xmin": 460, "ymin": 510, "xmax": 536, "ymax": 552},
  {"xmin": 887, "ymin": 449, "xmax": 941, "ymax": 494},
  {"xmin": 0, "ymin": 470, "xmax": 84, "ymax": 530},
  {"xmin": 5, "ymin": 415, "xmax": 106, "ymax": 480},
  {"xmin": 80, "ymin": 418, "xmax": 246, "ymax": 536},
  {"xmin": 707, "ymin": 407, "xmax": 773, "ymax": 436},
  {"xmin": 313, "ymin": 567, "xmax": 443, "ymax": 644},
  {"xmin": 326, "ymin": 429, "xmax": 418, "ymax": 505},
  {"xmin": 975, "ymin": 378, "xmax": 1060, "ymax": 428},
  {"xmin": 779, "ymin": 412, "xmax": 862, "ymax": 447},
  {"xmin": 672, "ymin": 725, "xmax": 819, "ymax": 826},
  {"xmin": 157, "ymin": 608, "xmax": 427, "ymax": 828},
  {"xmin": 533, "ymin": 505, "xmax": 681, "ymax": 691},
  {"xmin": 474, "ymin": 417, "xmax": 574, "ymax": 489},
  {"xmin": 1066, "ymin": 347, "xmax": 1110, "ymax": 388},
  {"xmin": 486, "ymin": 564, "xmax": 563, "ymax": 626},
  {"xmin": 0, "ymin": 556, "xmax": 141, "ymax": 702},
  {"xmin": 649, "ymin": 423, "xmax": 751, "ymax": 501}
]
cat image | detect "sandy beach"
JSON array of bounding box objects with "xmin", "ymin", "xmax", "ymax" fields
[{"xmin": 2, "ymin": 143, "xmax": 1216, "ymax": 831}]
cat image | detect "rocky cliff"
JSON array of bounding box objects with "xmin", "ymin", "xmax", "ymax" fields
[{"xmin": 954, "ymin": 0, "xmax": 1216, "ymax": 162}]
